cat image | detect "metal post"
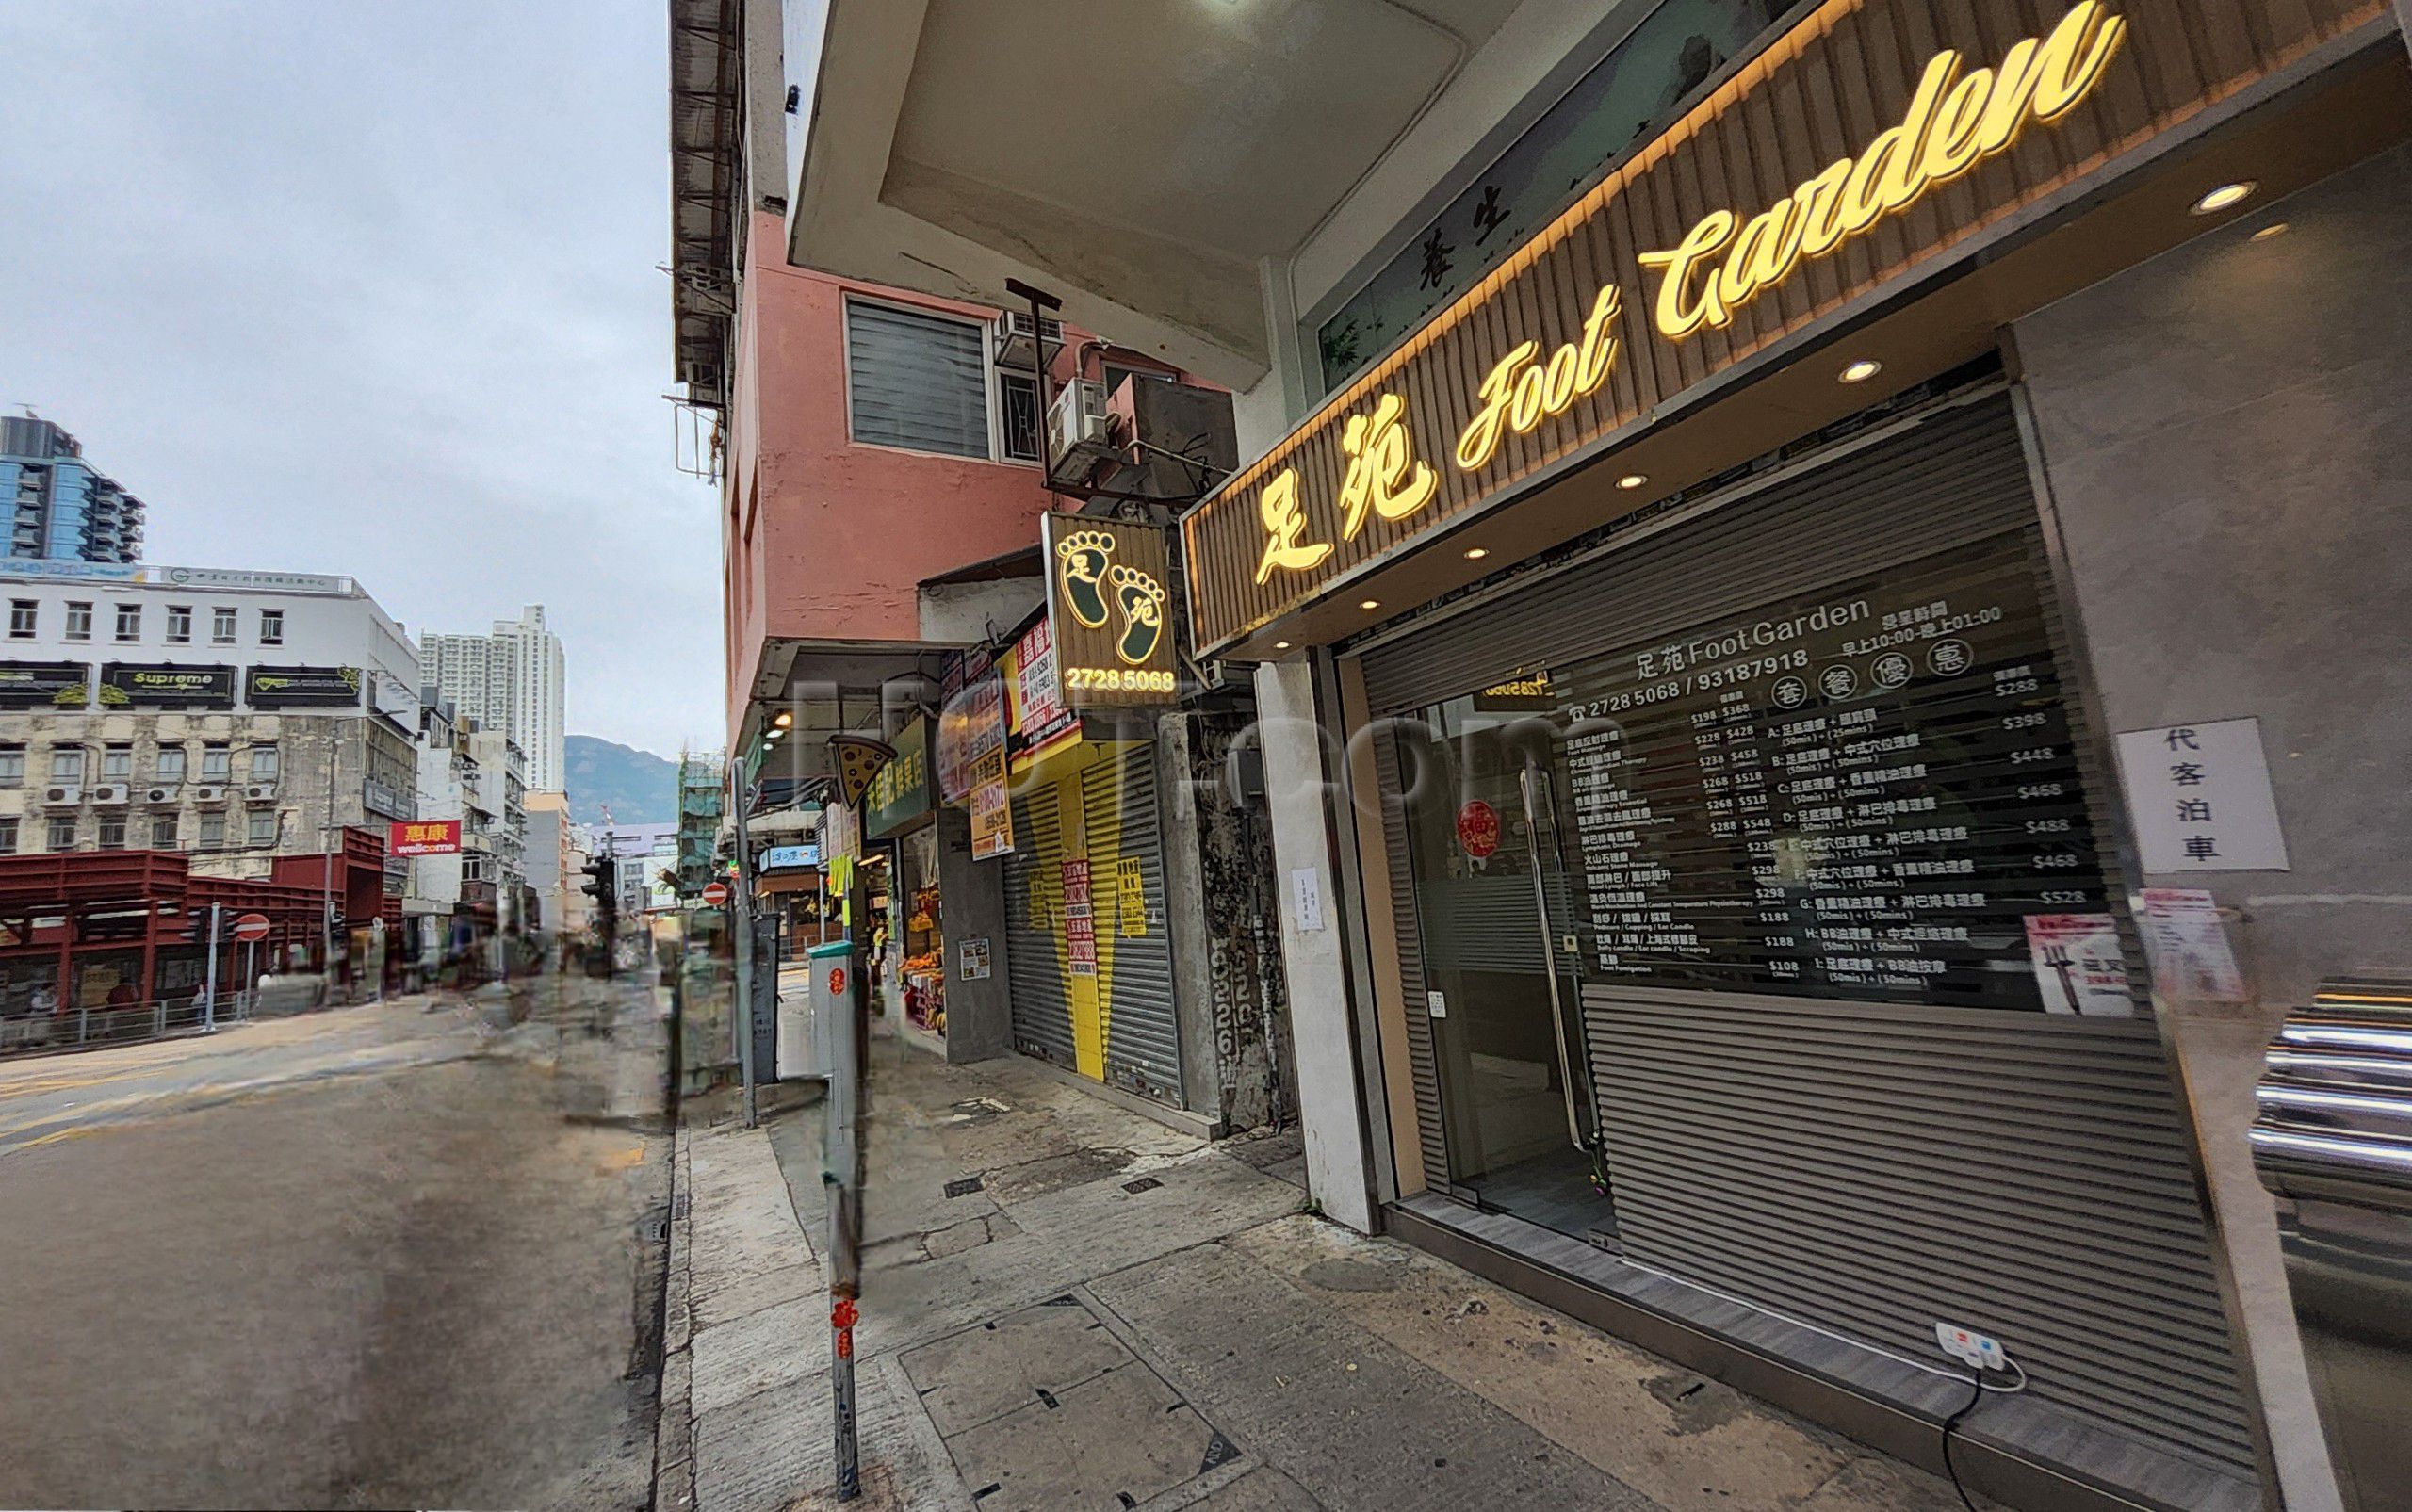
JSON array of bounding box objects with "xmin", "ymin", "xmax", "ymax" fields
[
  {"xmin": 243, "ymin": 938, "xmax": 257, "ymax": 1018},
  {"xmin": 203, "ymin": 902, "xmax": 221, "ymax": 1033},
  {"xmin": 826, "ymin": 834, "xmax": 871, "ymax": 1501},
  {"xmin": 322, "ymin": 823, "xmax": 337, "ymax": 999},
  {"xmin": 731, "ymin": 756, "xmax": 759, "ymax": 1130}
]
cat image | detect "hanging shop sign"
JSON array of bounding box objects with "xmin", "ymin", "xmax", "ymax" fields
[
  {"xmin": 1180, "ymin": 0, "xmax": 2342, "ymax": 657},
  {"xmin": 1041, "ymin": 512, "xmax": 1179, "ymax": 708},
  {"xmin": 863, "ymin": 718, "xmax": 935, "ymax": 840},
  {"xmin": 1002, "ymin": 616, "xmax": 1081, "ymax": 772},
  {"xmin": 100, "ymin": 662, "xmax": 236, "ymax": 709},
  {"xmin": 759, "ymin": 844, "xmax": 822, "ymax": 872},
  {"xmin": 245, "ymin": 664, "xmax": 364, "ymax": 709},
  {"xmin": 0, "ymin": 660, "xmax": 93, "ymax": 708},
  {"xmin": 389, "ymin": 820, "xmax": 462, "ymax": 856}
]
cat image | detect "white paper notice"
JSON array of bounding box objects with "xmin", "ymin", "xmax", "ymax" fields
[
  {"xmin": 1290, "ymin": 868, "xmax": 1325, "ymax": 933},
  {"xmin": 2139, "ymin": 888, "xmax": 2247, "ymax": 1002},
  {"xmin": 2115, "ymin": 717, "xmax": 2290, "ymax": 872},
  {"xmin": 2024, "ymin": 914, "xmax": 2134, "ymax": 1016}
]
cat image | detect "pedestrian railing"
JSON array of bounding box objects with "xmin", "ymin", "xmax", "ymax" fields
[{"xmin": 0, "ymin": 995, "xmax": 253, "ymax": 1059}]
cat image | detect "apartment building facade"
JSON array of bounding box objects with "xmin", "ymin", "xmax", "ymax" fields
[{"xmin": 0, "ymin": 416, "xmax": 145, "ymax": 565}]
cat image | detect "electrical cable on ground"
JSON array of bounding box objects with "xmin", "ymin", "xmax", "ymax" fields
[{"xmin": 1940, "ymin": 1369, "xmax": 1987, "ymax": 1512}]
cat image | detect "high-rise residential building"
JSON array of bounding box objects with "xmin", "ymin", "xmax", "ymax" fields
[
  {"xmin": 0, "ymin": 417, "xmax": 146, "ymax": 564},
  {"xmin": 417, "ymin": 604, "xmax": 564, "ymax": 792}
]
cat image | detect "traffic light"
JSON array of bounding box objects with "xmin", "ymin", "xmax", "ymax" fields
[{"xmin": 580, "ymin": 855, "xmax": 617, "ymax": 915}]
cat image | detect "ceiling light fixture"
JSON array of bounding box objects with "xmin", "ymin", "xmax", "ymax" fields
[
  {"xmin": 1838, "ymin": 359, "xmax": 1882, "ymax": 384},
  {"xmin": 1616, "ymin": 473, "xmax": 1647, "ymax": 490},
  {"xmin": 771, "ymin": 710, "xmax": 793, "ymax": 729},
  {"xmin": 2191, "ymin": 181, "xmax": 2256, "ymax": 216},
  {"xmin": 1359, "ymin": 598, "xmax": 1381, "ymax": 611},
  {"xmin": 1273, "ymin": 641, "xmax": 1291, "ymax": 650},
  {"xmin": 2250, "ymin": 221, "xmax": 2289, "ymax": 241},
  {"xmin": 1463, "ymin": 546, "xmax": 1489, "ymax": 560}
]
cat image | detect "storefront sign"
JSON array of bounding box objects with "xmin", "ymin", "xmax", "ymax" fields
[
  {"xmin": 245, "ymin": 664, "xmax": 363, "ymax": 708},
  {"xmin": 759, "ymin": 844, "xmax": 822, "ymax": 872},
  {"xmin": 969, "ymin": 748, "xmax": 1014, "ymax": 860},
  {"xmin": 2023, "ymin": 914, "xmax": 2133, "ymax": 1016},
  {"xmin": 1116, "ymin": 856, "xmax": 1149, "ymax": 937},
  {"xmin": 864, "ymin": 718, "xmax": 935, "ymax": 839},
  {"xmin": 1002, "ymin": 617, "xmax": 1081, "ymax": 771},
  {"xmin": 100, "ymin": 662, "xmax": 236, "ymax": 709},
  {"xmin": 1062, "ymin": 858, "xmax": 1097, "ymax": 976},
  {"xmin": 2114, "ymin": 717, "xmax": 2290, "ymax": 872},
  {"xmin": 390, "ymin": 820, "xmax": 462, "ymax": 856},
  {"xmin": 1182, "ymin": 0, "xmax": 2330, "ymax": 656},
  {"xmin": 0, "ymin": 660, "xmax": 92, "ymax": 708},
  {"xmin": 937, "ymin": 675, "xmax": 1005, "ymax": 803},
  {"xmin": 1041, "ymin": 512, "xmax": 1177, "ymax": 707},
  {"xmin": 1473, "ymin": 670, "xmax": 1555, "ymax": 712},
  {"xmin": 1456, "ymin": 801, "xmax": 1501, "ymax": 860}
]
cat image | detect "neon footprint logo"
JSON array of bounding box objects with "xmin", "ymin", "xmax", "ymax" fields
[
  {"xmin": 1110, "ymin": 565, "xmax": 1167, "ymax": 666},
  {"xmin": 1053, "ymin": 528, "xmax": 1116, "ymax": 628}
]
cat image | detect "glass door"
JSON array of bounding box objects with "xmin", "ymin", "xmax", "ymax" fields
[{"xmin": 1397, "ymin": 700, "xmax": 1616, "ymax": 1244}]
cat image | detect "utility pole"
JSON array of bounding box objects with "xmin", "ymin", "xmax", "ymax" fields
[
  {"xmin": 730, "ymin": 754, "xmax": 759, "ymax": 1130},
  {"xmin": 203, "ymin": 902, "xmax": 221, "ymax": 1032}
]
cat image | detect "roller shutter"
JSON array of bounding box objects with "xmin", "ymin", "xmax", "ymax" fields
[
  {"xmin": 1004, "ymin": 783, "xmax": 1075, "ymax": 1069},
  {"xmin": 1356, "ymin": 390, "xmax": 2258, "ymax": 1476},
  {"xmin": 1088, "ymin": 744, "xmax": 1182, "ymax": 1106}
]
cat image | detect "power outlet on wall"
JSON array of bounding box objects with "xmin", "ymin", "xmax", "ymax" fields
[{"xmin": 1935, "ymin": 1321, "xmax": 2008, "ymax": 1372}]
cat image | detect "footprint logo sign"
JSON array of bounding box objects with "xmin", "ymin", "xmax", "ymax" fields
[
  {"xmin": 1111, "ymin": 566, "xmax": 1168, "ymax": 666},
  {"xmin": 1054, "ymin": 529, "xmax": 1116, "ymax": 628}
]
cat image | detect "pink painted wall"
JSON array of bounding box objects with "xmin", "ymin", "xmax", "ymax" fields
[{"xmin": 723, "ymin": 215, "xmax": 1062, "ymax": 740}]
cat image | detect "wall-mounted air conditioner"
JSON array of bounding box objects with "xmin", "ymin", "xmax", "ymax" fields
[
  {"xmin": 90, "ymin": 783, "xmax": 129, "ymax": 805},
  {"xmin": 1047, "ymin": 380, "xmax": 1113, "ymax": 472},
  {"xmin": 41, "ymin": 785, "xmax": 81, "ymax": 806},
  {"xmin": 243, "ymin": 783, "xmax": 278, "ymax": 803},
  {"xmin": 991, "ymin": 308, "xmax": 1065, "ymax": 372},
  {"xmin": 146, "ymin": 786, "xmax": 180, "ymax": 804},
  {"xmin": 191, "ymin": 785, "xmax": 228, "ymax": 805}
]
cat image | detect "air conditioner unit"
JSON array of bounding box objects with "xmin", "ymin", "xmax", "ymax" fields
[
  {"xmin": 191, "ymin": 785, "xmax": 228, "ymax": 805},
  {"xmin": 90, "ymin": 783, "xmax": 129, "ymax": 805},
  {"xmin": 990, "ymin": 308, "xmax": 1065, "ymax": 372},
  {"xmin": 146, "ymin": 786, "xmax": 179, "ymax": 804},
  {"xmin": 243, "ymin": 783, "xmax": 278, "ymax": 803},
  {"xmin": 1048, "ymin": 380, "xmax": 1113, "ymax": 471},
  {"xmin": 41, "ymin": 785, "xmax": 81, "ymax": 806}
]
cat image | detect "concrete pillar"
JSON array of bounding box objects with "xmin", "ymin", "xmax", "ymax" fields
[
  {"xmin": 931, "ymin": 801, "xmax": 1012, "ymax": 1065},
  {"xmin": 1253, "ymin": 657, "xmax": 1377, "ymax": 1233}
]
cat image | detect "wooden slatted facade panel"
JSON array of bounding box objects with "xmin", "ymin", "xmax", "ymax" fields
[{"xmin": 1181, "ymin": 0, "xmax": 2382, "ymax": 653}]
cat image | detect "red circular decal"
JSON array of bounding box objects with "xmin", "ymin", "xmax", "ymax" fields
[
  {"xmin": 827, "ymin": 967, "xmax": 847, "ymax": 997},
  {"xmin": 1456, "ymin": 800, "xmax": 1501, "ymax": 859},
  {"xmin": 701, "ymin": 881, "xmax": 730, "ymax": 906}
]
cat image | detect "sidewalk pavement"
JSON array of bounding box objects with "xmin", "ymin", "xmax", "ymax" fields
[{"xmin": 657, "ymin": 1023, "xmax": 1994, "ymax": 1512}]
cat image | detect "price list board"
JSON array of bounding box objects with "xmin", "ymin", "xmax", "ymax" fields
[{"xmin": 1544, "ymin": 538, "xmax": 2110, "ymax": 1012}]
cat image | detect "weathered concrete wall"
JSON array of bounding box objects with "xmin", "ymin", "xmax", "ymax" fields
[
  {"xmin": 1161, "ymin": 709, "xmax": 1293, "ymax": 1133},
  {"xmin": 2014, "ymin": 140, "xmax": 2412, "ymax": 1512}
]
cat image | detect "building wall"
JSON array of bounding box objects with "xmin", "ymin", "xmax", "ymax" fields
[
  {"xmin": 723, "ymin": 213, "xmax": 1066, "ymax": 739},
  {"xmin": 2014, "ymin": 141, "xmax": 2412, "ymax": 1512},
  {"xmin": 0, "ymin": 569, "xmax": 420, "ymax": 695},
  {"xmin": 1, "ymin": 417, "xmax": 146, "ymax": 563},
  {"xmin": 419, "ymin": 606, "xmax": 565, "ymax": 793}
]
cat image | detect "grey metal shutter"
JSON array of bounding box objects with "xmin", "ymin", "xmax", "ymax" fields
[
  {"xmin": 1089, "ymin": 744, "xmax": 1182, "ymax": 1107},
  {"xmin": 1351, "ymin": 390, "xmax": 2258, "ymax": 1477},
  {"xmin": 844, "ymin": 298, "xmax": 990, "ymax": 459},
  {"xmin": 1371, "ymin": 723, "xmax": 1454, "ymax": 1196},
  {"xmin": 1360, "ymin": 395, "xmax": 2039, "ymax": 715},
  {"xmin": 1004, "ymin": 783, "xmax": 1075, "ymax": 1069}
]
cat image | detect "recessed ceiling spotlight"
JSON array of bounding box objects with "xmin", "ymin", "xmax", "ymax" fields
[
  {"xmin": 771, "ymin": 710, "xmax": 793, "ymax": 729},
  {"xmin": 2250, "ymin": 221, "xmax": 2289, "ymax": 241},
  {"xmin": 1616, "ymin": 473, "xmax": 1647, "ymax": 490},
  {"xmin": 1273, "ymin": 640, "xmax": 1291, "ymax": 650},
  {"xmin": 1358, "ymin": 598, "xmax": 1381, "ymax": 610},
  {"xmin": 1463, "ymin": 546, "xmax": 1489, "ymax": 560},
  {"xmin": 1838, "ymin": 359, "xmax": 1882, "ymax": 384},
  {"xmin": 2192, "ymin": 181, "xmax": 2256, "ymax": 216}
]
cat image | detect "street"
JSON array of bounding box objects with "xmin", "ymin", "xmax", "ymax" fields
[{"xmin": 0, "ymin": 977, "xmax": 671, "ymax": 1511}]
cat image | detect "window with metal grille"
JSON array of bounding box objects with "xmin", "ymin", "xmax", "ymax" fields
[
  {"xmin": 97, "ymin": 815, "xmax": 126, "ymax": 850},
  {"xmin": 1000, "ymin": 373, "xmax": 1041, "ymax": 463},
  {"xmin": 846, "ymin": 298, "xmax": 989, "ymax": 459},
  {"xmin": 150, "ymin": 815, "xmax": 177, "ymax": 848}
]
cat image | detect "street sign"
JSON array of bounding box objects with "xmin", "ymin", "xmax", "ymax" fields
[
  {"xmin": 701, "ymin": 881, "xmax": 731, "ymax": 907},
  {"xmin": 231, "ymin": 913, "xmax": 271, "ymax": 943}
]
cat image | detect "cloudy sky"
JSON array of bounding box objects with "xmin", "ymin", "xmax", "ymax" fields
[{"xmin": 0, "ymin": 1, "xmax": 718, "ymax": 757}]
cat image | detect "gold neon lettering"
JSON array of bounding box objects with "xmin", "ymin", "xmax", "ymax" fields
[
  {"xmin": 1337, "ymin": 392, "xmax": 1438, "ymax": 537},
  {"xmin": 1456, "ymin": 284, "xmax": 1623, "ymax": 471},
  {"xmin": 1639, "ymin": 2, "xmax": 2127, "ymax": 339},
  {"xmin": 1253, "ymin": 468, "xmax": 1331, "ymax": 584}
]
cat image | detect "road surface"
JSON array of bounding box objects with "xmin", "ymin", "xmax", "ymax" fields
[{"xmin": 0, "ymin": 974, "xmax": 672, "ymax": 1511}]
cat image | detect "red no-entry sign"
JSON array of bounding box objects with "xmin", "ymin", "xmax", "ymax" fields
[
  {"xmin": 231, "ymin": 913, "xmax": 271, "ymax": 943},
  {"xmin": 700, "ymin": 881, "xmax": 730, "ymax": 907}
]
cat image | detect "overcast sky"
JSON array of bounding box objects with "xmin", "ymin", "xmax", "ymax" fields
[{"xmin": 0, "ymin": 1, "xmax": 718, "ymax": 757}]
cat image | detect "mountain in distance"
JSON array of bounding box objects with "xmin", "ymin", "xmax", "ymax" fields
[{"xmin": 564, "ymin": 735, "xmax": 678, "ymax": 826}]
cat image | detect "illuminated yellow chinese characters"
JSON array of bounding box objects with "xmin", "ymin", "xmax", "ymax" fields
[
  {"xmin": 1456, "ymin": 285, "xmax": 1622, "ymax": 472},
  {"xmin": 1336, "ymin": 393, "xmax": 1437, "ymax": 539},
  {"xmin": 1253, "ymin": 469, "xmax": 1331, "ymax": 584},
  {"xmin": 1638, "ymin": 2, "xmax": 2127, "ymax": 339}
]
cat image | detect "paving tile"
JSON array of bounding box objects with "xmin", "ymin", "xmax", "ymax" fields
[
  {"xmin": 901, "ymin": 1296, "xmax": 1134, "ymax": 1437},
  {"xmin": 1168, "ymin": 1466, "xmax": 1327, "ymax": 1512},
  {"xmin": 944, "ymin": 1359, "xmax": 1234, "ymax": 1512}
]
